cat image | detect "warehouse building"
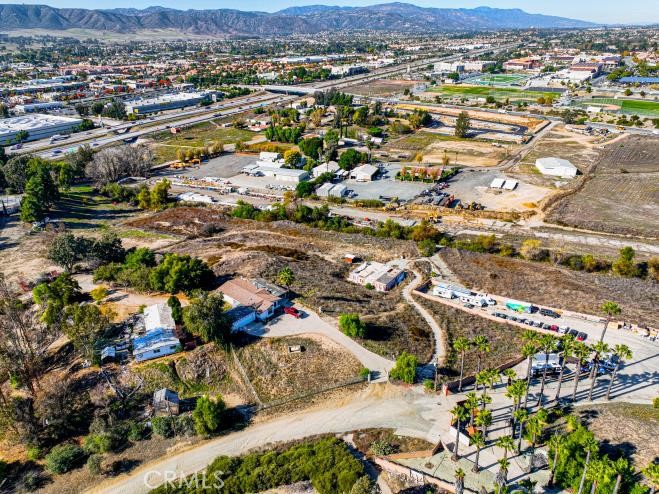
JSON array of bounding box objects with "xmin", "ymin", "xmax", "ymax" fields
[
  {"xmin": 14, "ymin": 101, "xmax": 64, "ymax": 113},
  {"xmin": 0, "ymin": 114, "xmax": 82, "ymax": 144},
  {"xmin": 316, "ymin": 182, "xmax": 348, "ymax": 198},
  {"xmin": 242, "ymin": 163, "xmax": 309, "ymax": 183},
  {"xmin": 125, "ymin": 91, "xmax": 216, "ymax": 115},
  {"xmin": 535, "ymin": 157, "xmax": 578, "ymax": 178}
]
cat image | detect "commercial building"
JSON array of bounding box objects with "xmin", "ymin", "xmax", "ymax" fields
[
  {"xmin": 242, "ymin": 163, "xmax": 309, "ymax": 183},
  {"xmin": 348, "ymin": 262, "xmax": 406, "ymax": 292},
  {"xmin": 350, "ymin": 164, "xmax": 378, "ymax": 182},
  {"xmin": 316, "ymin": 182, "xmax": 348, "ymax": 198},
  {"xmin": 0, "ymin": 114, "xmax": 82, "ymax": 144},
  {"xmin": 125, "ymin": 91, "xmax": 216, "ymax": 115},
  {"xmin": 330, "ymin": 65, "xmax": 367, "ymax": 77},
  {"xmin": 535, "ymin": 157, "xmax": 578, "ymax": 178},
  {"xmin": 503, "ymin": 57, "xmax": 542, "ymax": 71},
  {"xmin": 14, "ymin": 101, "xmax": 64, "ymax": 113},
  {"xmin": 312, "ymin": 161, "xmax": 340, "ymax": 178}
]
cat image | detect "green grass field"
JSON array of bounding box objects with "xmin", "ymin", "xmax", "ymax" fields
[
  {"xmin": 464, "ymin": 73, "xmax": 529, "ymax": 86},
  {"xmin": 428, "ymin": 84, "xmax": 558, "ymax": 102},
  {"xmin": 577, "ymin": 98, "xmax": 659, "ymax": 117}
]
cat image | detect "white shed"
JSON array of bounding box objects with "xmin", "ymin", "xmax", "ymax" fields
[{"xmin": 535, "ymin": 157, "xmax": 578, "ymax": 178}]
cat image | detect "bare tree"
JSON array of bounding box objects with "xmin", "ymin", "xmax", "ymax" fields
[{"xmin": 86, "ymin": 144, "xmax": 154, "ymax": 185}]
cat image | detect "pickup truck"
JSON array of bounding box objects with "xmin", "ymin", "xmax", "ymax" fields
[{"xmin": 283, "ymin": 306, "xmax": 301, "ymax": 319}]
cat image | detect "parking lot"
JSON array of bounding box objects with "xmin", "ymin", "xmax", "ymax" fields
[{"xmin": 346, "ymin": 163, "xmax": 429, "ymax": 202}]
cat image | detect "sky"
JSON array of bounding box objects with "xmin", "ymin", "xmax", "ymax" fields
[{"xmin": 1, "ymin": 0, "xmax": 657, "ymax": 24}]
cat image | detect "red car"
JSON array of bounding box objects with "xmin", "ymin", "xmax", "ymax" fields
[
  {"xmin": 284, "ymin": 306, "xmax": 301, "ymax": 319},
  {"xmin": 549, "ymin": 325, "xmax": 559, "ymax": 332}
]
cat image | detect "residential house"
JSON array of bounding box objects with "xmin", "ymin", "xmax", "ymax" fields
[
  {"xmin": 348, "ymin": 262, "xmax": 406, "ymax": 292},
  {"xmin": 153, "ymin": 388, "xmax": 180, "ymax": 416},
  {"xmin": 218, "ymin": 278, "xmax": 285, "ymax": 330}
]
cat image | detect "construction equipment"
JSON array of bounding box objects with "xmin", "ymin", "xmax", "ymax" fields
[
  {"xmin": 170, "ymin": 161, "xmax": 188, "ymax": 169},
  {"xmin": 191, "ymin": 158, "xmax": 202, "ymax": 165}
]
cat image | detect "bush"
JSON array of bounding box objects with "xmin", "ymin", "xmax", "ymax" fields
[
  {"xmin": 370, "ymin": 439, "xmax": 396, "ymax": 456},
  {"xmin": 192, "ymin": 395, "xmax": 226, "ymax": 436},
  {"xmin": 389, "ymin": 351, "xmax": 418, "ymax": 384},
  {"xmin": 520, "ymin": 239, "xmax": 549, "ymax": 261},
  {"xmin": 26, "ymin": 445, "xmax": 43, "ymax": 461},
  {"xmin": 338, "ymin": 313, "xmax": 367, "ymax": 338},
  {"xmin": 45, "ymin": 444, "xmax": 86, "ymax": 474},
  {"xmin": 418, "ymin": 238, "xmax": 436, "ymax": 257},
  {"xmin": 86, "ymin": 454, "xmax": 103, "ymax": 475},
  {"xmin": 127, "ymin": 421, "xmax": 147, "ymax": 442},
  {"xmin": 83, "ymin": 433, "xmax": 113, "ymax": 454},
  {"xmin": 359, "ymin": 367, "xmax": 370, "ymax": 379},
  {"xmin": 151, "ymin": 416, "xmax": 176, "ymax": 438},
  {"xmin": 90, "ymin": 286, "xmax": 108, "ymax": 302}
]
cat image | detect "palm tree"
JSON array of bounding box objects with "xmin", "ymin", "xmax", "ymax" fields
[
  {"xmin": 475, "ymin": 370, "xmax": 490, "ymax": 398},
  {"xmin": 586, "ymin": 458, "xmax": 615, "ymax": 494},
  {"xmin": 521, "ymin": 341, "xmax": 538, "ymax": 409},
  {"xmin": 496, "ymin": 457, "xmax": 511, "ymax": 492},
  {"xmin": 475, "ymin": 408, "xmax": 492, "ymax": 440},
  {"xmin": 548, "ymin": 433, "xmax": 565, "ymax": 487},
  {"xmin": 643, "ymin": 463, "xmax": 659, "ymax": 494},
  {"xmin": 536, "ymin": 334, "xmax": 557, "ymax": 406},
  {"xmin": 464, "ymin": 392, "xmax": 480, "ymax": 428},
  {"xmin": 454, "ymin": 337, "xmax": 471, "ymax": 392},
  {"xmin": 605, "ymin": 344, "xmax": 632, "ymax": 400},
  {"xmin": 577, "ymin": 436, "xmax": 599, "ymax": 494},
  {"xmin": 470, "ymin": 431, "xmax": 486, "ymax": 473},
  {"xmin": 277, "ymin": 266, "xmax": 295, "ymax": 295},
  {"xmin": 588, "ymin": 341, "xmax": 610, "ymax": 401},
  {"xmin": 450, "ymin": 404, "xmax": 470, "ymax": 461},
  {"xmin": 518, "ymin": 478, "xmax": 537, "ymax": 494},
  {"xmin": 496, "ymin": 435, "xmax": 515, "ymax": 461},
  {"xmin": 506, "ymin": 379, "xmax": 526, "ymax": 415},
  {"xmin": 513, "ymin": 408, "xmax": 529, "ymax": 453},
  {"xmin": 502, "ymin": 368, "xmax": 517, "ymax": 386},
  {"xmin": 572, "ymin": 341, "xmax": 591, "ymax": 402},
  {"xmin": 472, "ymin": 335, "xmax": 490, "ymax": 385},
  {"xmin": 611, "ymin": 457, "xmax": 633, "ymax": 494},
  {"xmin": 479, "ymin": 392, "xmax": 493, "ymax": 412},
  {"xmin": 599, "ymin": 301, "xmax": 621, "ymax": 342},
  {"xmin": 554, "ymin": 334, "xmax": 576, "ymax": 402},
  {"xmin": 455, "ymin": 468, "xmax": 466, "ymax": 494}
]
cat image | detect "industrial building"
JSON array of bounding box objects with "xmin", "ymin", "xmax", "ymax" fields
[
  {"xmin": 0, "ymin": 114, "xmax": 83, "ymax": 144},
  {"xmin": 348, "ymin": 262, "xmax": 406, "ymax": 292},
  {"xmin": 535, "ymin": 157, "xmax": 578, "ymax": 178},
  {"xmin": 124, "ymin": 91, "xmax": 216, "ymax": 115},
  {"xmin": 242, "ymin": 163, "xmax": 309, "ymax": 183},
  {"xmin": 350, "ymin": 164, "xmax": 378, "ymax": 182},
  {"xmin": 14, "ymin": 101, "xmax": 64, "ymax": 113},
  {"xmin": 316, "ymin": 182, "xmax": 348, "ymax": 198}
]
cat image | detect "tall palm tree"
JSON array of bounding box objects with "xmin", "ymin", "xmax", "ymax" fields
[
  {"xmin": 611, "ymin": 457, "xmax": 633, "ymax": 494},
  {"xmin": 522, "ymin": 341, "xmax": 538, "ymax": 409},
  {"xmin": 506, "ymin": 379, "xmax": 526, "ymax": 414},
  {"xmin": 475, "ymin": 370, "xmax": 490, "ymax": 399},
  {"xmin": 513, "ymin": 408, "xmax": 529, "ymax": 453},
  {"xmin": 496, "ymin": 457, "xmax": 511, "ymax": 492},
  {"xmin": 454, "ymin": 337, "xmax": 471, "ymax": 392},
  {"xmin": 588, "ymin": 341, "xmax": 610, "ymax": 401},
  {"xmin": 548, "ymin": 433, "xmax": 565, "ymax": 487},
  {"xmin": 450, "ymin": 404, "xmax": 470, "ymax": 461},
  {"xmin": 496, "ymin": 435, "xmax": 515, "ymax": 461},
  {"xmin": 572, "ymin": 341, "xmax": 591, "ymax": 402},
  {"xmin": 605, "ymin": 344, "xmax": 632, "ymax": 400},
  {"xmin": 577, "ymin": 436, "xmax": 599, "ymax": 494},
  {"xmin": 472, "ymin": 335, "xmax": 490, "ymax": 386},
  {"xmin": 502, "ymin": 367, "xmax": 517, "ymax": 386},
  {"xmin": 464, "ymin": 392, "xmax": 480, "ymax": 428},
  {"xmin": 470, "ymin": 431, "xmax": 486, "ymax": 473},
  {"xmin": 479, "ymin": 392, "xmax": 493, "ymax": 412},
  {"xmin": 536, "ymin": 334, "xmax": 557, "ymax": 407},
  {"xmin": 554, "ymin": 334, "xmax": 576, "ymax": 402},
  {"xmin": 599, "ymin": 300, "xmax": 621, "ymax": 343},
  {"xmin": 454, "ymin": 468, "xmax": 466, "ymax": 494},
  {"xmin": 587, "ymin": 458, "xmax": 615, "ymax": 494},
  {"xmin": 475, "ymin": 408, "xmax": 492, "ymax": 440}
]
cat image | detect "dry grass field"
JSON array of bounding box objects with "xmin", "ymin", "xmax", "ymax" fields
[
  {"xmin": 126, "ymin": 207, "xmax": 433, "ymax": 361},
  {"xmin": 545, "ymin": 135, "xmax": 659, "ymax": 237},
  {"xmin": 413, "ymin": 295, "xmax": 526, "ymax": 376},
  {"xmin": 236, "ymin": 335, "xmax": 362, "ymax": 403},
  {"xmin": 440, "ymin": 249, "xmax": 659, "ymax": 328},
  {"xmin": 345, "ymin": 78, "xmax": 417, "ymax": 97}
]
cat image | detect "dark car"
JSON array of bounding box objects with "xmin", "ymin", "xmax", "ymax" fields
[
  {"xmin": 569, "ymin": 329, "xmax": 579, "ymax": 338},
  {"xmin": 463, "ymin": 303, "xmax": 474, "ymax": 309},
  {"xmin": 577, "ymin": 332, "xmax": 588, "ymax": 341},
  {"xmin": 540, "ymin": 308, "xmax": 561, "ymax": 318}
]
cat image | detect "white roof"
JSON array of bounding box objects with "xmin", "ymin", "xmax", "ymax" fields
[
  {"xmin": 536, "ymin": 157, "xmax": 576, "ymax": 170},
  {"xmin": 125, "ymin": 91, "xmax": 210, "ymax": 107},
  {"xmin": 0, "ymin": 114, "xmax": 82, "ymax": 137},
  {"xmin": 351, "ymin": 164, "xmax": 378, "ymax": 177},
  {"xmin": 490, "ymin": 178, "xmax": 506, "ymax": 188},
  {"xmin": 143, "ymin": 303, "xmax": 176, "ymax": 333},
  {"xmin": 312, "ymin": 162, "xmax": 340, "ymax": 176},
  {"xmin": 503, "ymin": 180, "xmax": 518, "ymax": 190}
]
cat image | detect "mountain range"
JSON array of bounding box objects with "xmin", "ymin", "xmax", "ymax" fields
[{"xmin": 0, "ymin": 3, "xmax": 597, "ymax": 36}]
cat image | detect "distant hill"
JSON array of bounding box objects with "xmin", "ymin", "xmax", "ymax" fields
[{"xmin": 0, "ymin": 3, "xmax": 597, "ymax": 35}]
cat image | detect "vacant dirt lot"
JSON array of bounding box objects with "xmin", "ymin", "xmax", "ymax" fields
[
  {"xmin": 345, "ymin": 79, "xmax": 417, "ymax": 97},
  {"xmin": 236, "ymin": 334, "xmax": 362, "ymax": 403},
  {"xmin": 576, "ymin": 402, "xmax": 659, "ymax": 469},
  {"xmin": 545, "ymin": 135, "xmax": 659, "ymax": 237},
  {"xmin": 414, "ymin": 295, "xmax": 526, "ymax": 377},
  {"xmin": 126, "ymin": 207, "xmax": 433, "ymax": 360},
  {"xmin": 440, "ymin": 249, "xmax": 659, "ymax": 328}
]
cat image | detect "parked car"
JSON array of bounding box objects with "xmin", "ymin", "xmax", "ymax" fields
[
  {"xmin": 540, "ymin": 308, "xmax": 561, "ymax": 318},
  {"xmin": 283, "ymin": 306, "xmax": 301, "ymax": 319},
  {"xmin": 463, "ymin": 303, "xmax": 474, "ymax": 309},
  {"xmin": 558, "ymin": 326, "xmax": 570, "ymax": 334},
  {"xmin": 568, "ymin": 329, "xmax": 579, "ymax": 338},
  {"xmin": 549, "ymin": 325, "xmax": 559, "ymax": 332},
  {"xmin": 533, "ymin": 321, "xmax": 543, "ymax": 328},
  {"xmin": 525, "ymin": 320, "xmax": 535, "ymax": 326},
  {"xmin": 577, "ymin": 332, "xmax": 588, "ymax": 341},
  {"xmin": 542, "ymin": 323, "xmax": 552, "ymax": 330}
]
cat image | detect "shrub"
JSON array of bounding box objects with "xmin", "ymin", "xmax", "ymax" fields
[
  {"xmin": 390, "ymin": 351, "xmax": 418, "ymax": 384},
  {"xmin": 418, "ymin": 238, "xmax": 436, "ymax": 257},
  {"xmin": 86, "ymin": 454, "xmax": 103, "ymax": 475},
  {"xmin": 423, "ymin": 379, "xmax": 435, "ymax": 392},
  {"xmin": 151, "ymin": 416, "xmax": 176, "ymax": 438},
  {"xmin": 26, "ymin": 445, "xmax": 43, "ymax": 461},
  {"xmin": 192, "ymin": 396, "xmax": 226, "ymax": 436},
  {"xmin": 90, "ymin": 286, "xmax": 108, "ymax": 302},
  {"xmin": 359, "ymin": 367, "xmax": 371, "ymax": 379},
  {"xmin": 520, "ymin": 239, "xmax": 548, "ymax": 261},
  {"xmin": 83, "ymin": 433, "xmax": 113, "ymax": 454},
  {"xmin": 45, "ymin": 444, "xmax": 86, "ymax": 474},
  {"xmin": 338, "ymin": 313, "xmax": 367, "ymax": 338},
  {"xmin": 127, "ymin": 421, "xmax": 147, "ymax": 442},
  {"xmin": 370, "ymin": 439, "xmax": 396, "ymax": 456}
]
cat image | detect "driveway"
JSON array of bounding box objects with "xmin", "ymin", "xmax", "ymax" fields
[{"xmin": 241, "ymin": 305, "xmax": 394, "ymax": 381}]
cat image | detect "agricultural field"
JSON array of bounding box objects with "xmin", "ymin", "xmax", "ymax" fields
[
  {"xmin": 427, "ymin": 84, "xmax": 558, "ymax": 103},
  {"xmin": 126, "ymin": 207, "xmax": 434, "ymax": 361},
  {"xmin": 235, "ymin": 335, "xmax": 363, "ymax": 404},
  {"xmin": 463, "ymin": 73, "xmax": 530, "ymax": 86},
  {"xmin": 150, "ymin": 122, "xmax": 259, "ymax": 162},
  {"xmin": 546, "ymin": 136, "xmax": 659, "ymax": 237},
  {"xmin": 413, "ymin": 295, "xmax": 526, "ymax": 377},
  {"xmin": 439, "ymin": 249, "xmax": 659, "ymax": 328},
  {"xmin": 344, "ymin": 78, "xmax": 418, "ymax": 97},
  {"xmin": 575, "ymin": 97, "xmax": 659, "ymax": 117}
]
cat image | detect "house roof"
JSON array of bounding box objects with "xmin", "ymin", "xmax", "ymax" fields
[
  {"xmin": 143, "ymin": 303, "xmax": 176, "ymax": 333},
  {"xmin": 153, "ymin": 388, "xmax": 179, "ymax": 404},
  {"xmin": 218, "ymin": 278, "xmax": 281, "ymax": 313},
  {"xmin": 133, "ymin": 328, "xmax": 179, "ymax": 354}
]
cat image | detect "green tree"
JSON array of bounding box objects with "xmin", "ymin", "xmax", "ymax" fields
[
  {"xmin": 48, "ymin": 232, "xmax": 90, "ymax": 272},
  {"xmin": 472, "ymin": 335, "xmax": 490, "ymax": 382},
  {"xmin": 612, "ymin": 247, "xmax": 640, "ymax": 277},
  {"xmin": 277, "ymin": 266, "xmax": 295, "ymax": 293},
  {"xmin": 454, "ymin": 111, "xmax": 470, "ymax": 138},
  {"xmin": 298, "ymin": 137, "xmax": 323, "ymax": 160},
  {"xmin": 45, "ymin": 444, "xmax": 85, "ymax": 474},
  {"xmin": 455, "ymin": 468, "xmax": 466, "ymax": 494},
  {"xmin": 32, "ymin": 272, "xmax": 81, "ymax": 326},
  {"xmin": 149, "ymin": 253, "xmax": 214, "ymax": 294},
  {"xmin": 588, "ymin": 341, "xmax": 610, "ymax": 401},
  {"xmin": 572, "ymin": 341, "xmax": 591, "ymax": 402},
  {"xmin": 453, "ymin": 337, "xmax": 471, "ymax": 392},
  {"xmin": 137, "ymin": 185, "xmax": 151, "ymax": 209},
  {"xmin": 62, "ymin": 303, "xmax": 110, "ymax": 360},
  {"xmin": 3, "ymin": 154, "xmax": 32, "ymax": 192},
  {"xmin": 475, "ymin": 408, "xmax": 492, "ymax": 439},
  {"xmin": 554, "ymin": 335, "xmax": 575, "ymax": 402},
  {"xmin": 150, "ymin": 179, "xmax": 170, "ymax": 209},
  {"xmin": 450, "ymin": 404, "xmax": 470, "ymax": 460},
  {"xmin": 192, "ymin": 395, "xmax": 226, "ymax": 436},
  {"xmin": 470, "ymin": 431, "xmax": 486, "ymax": 472},
  {"xmin": 167, "ymin": 295, "xmax": 183, "ymax": 324},
  {"xmin": 350, "ymin": 475, "xmax": 375, "ymax": 494},
  {"xmin": 182, "ymin": 292, "xmax": 231, "ymax": 346},
  {"xmin": 389, "ymin": 351, "xmax": 418, "ymax": 384},
  {"xmin": 283, "ymin": 149, "xmax": 302, "ymax": 167},
  {"xmin": 496, "ymin": 435, "xmax": 515, "ymax": 461},
  {"xmin": 605, "ymin": 344, "xmax": 632, "ymax": 400},
  {"xmin": 418, "ymin": 238, "xmax": 436, "ymax": 257},
  {"xmin": 338, "ymin": 313, "xmax": 367, "ymax": 338},
  {"xmin": 58, "ymin": 162, "xmax": 75, "ymax": 191},
  {"xmin": 536, "ymin": 334, "xmax": 557, "ymax": 406}
]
